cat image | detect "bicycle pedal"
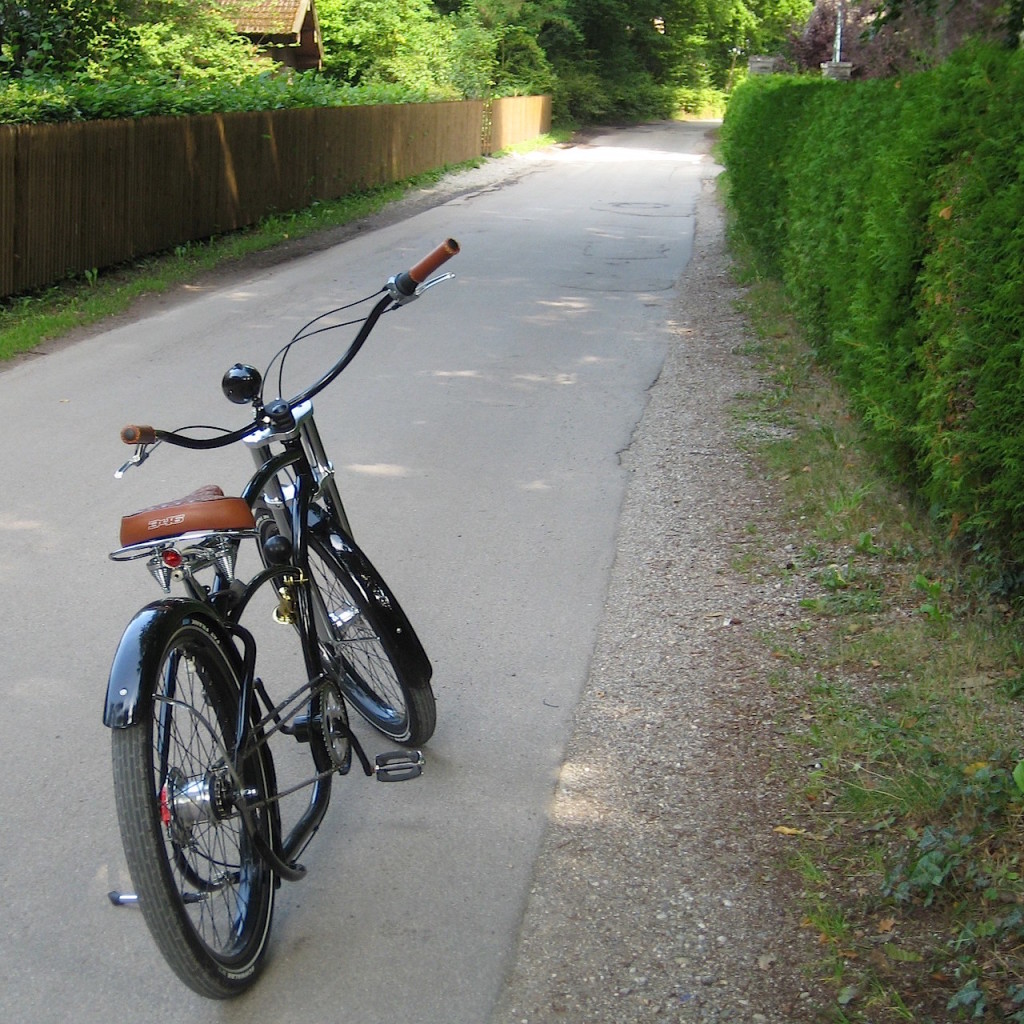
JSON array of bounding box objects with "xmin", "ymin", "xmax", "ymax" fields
[{"xmin": 374, "ymin": 750, "xmax": 424, "ymax": 782}]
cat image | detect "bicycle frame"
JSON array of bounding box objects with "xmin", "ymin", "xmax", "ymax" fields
[
  {"xmin": 106, "ymin": 404, "xmax": 376, "ymax": 878},
  {"xmin": 235, "ymin": 400, "xmax": 360, "ymax": 875}
]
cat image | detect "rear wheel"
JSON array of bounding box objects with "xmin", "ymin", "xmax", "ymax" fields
[{"xmin": 111, "ymin": 623, "xmax": 275, "ymax": 998}]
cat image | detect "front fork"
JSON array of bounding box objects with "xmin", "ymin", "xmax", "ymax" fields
[
  {"xmin": 245, "ymin": 409, "xmax": 353, "ymax": 545},
  {"xmin": 246, "ymin": 465, "xmax": 338, "ymax": 875},
  {"xmin": 235, "ymin": 425, "xmax": 420, "ymax": 871},
  {"xmin": 239, "ymin": 433, "xmax": 367, "ymax": 877}
]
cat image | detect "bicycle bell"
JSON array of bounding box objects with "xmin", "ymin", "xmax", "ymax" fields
[{"xmin": 222, "ymin": 363, "xmax": 262, "ymax": 405}]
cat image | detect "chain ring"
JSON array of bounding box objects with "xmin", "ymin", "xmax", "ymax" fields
[{"xmin": 320, "ymin": 681, "xmax": 352, "ymax": 774}]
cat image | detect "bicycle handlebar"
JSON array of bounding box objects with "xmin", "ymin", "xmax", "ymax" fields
[
  {"xmin": 120, "ymin": 239, "xmax": 460, "ymax": 450},
  {"xmin": 389, "ymin": 237, "xmax": 460, "ymax": 298},
  {"xmin": 121, "ymin": 425, "xmax": 157, "ymax": 445}
]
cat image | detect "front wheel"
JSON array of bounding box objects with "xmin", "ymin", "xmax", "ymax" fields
[
  {"xmin": 111, "ymin": 622, "xmax": 276, "ymax": 998},
  {"xmin": 306, "ymin": 528, "xmax": 436, "ymax": 746}
]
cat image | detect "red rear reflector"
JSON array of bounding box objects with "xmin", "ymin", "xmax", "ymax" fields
[{"xmin": 162, "ymin": 549, "xmax": 183, "ymax": 569}]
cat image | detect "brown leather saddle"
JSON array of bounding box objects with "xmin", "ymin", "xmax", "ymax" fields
[{"xmin": 119, "ymin": 485, "xmax": 255, "ymax": 547}]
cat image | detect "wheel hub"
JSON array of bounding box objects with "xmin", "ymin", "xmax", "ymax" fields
[{"xmin": 160, "ymin": 765, "xmax": 235, "ymax": 845}]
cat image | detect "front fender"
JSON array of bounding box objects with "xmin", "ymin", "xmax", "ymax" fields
[
  {"xmin": 312, "ymin": 522, "xmax": 433, "ymax": 687},
  {"xmin": 103, "ymin": 599, "xmax": 240, "ymax": 729}
]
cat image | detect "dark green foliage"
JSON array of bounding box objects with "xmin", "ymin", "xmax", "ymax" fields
[
  {"xmin": 912, "ymin": 47, "xmax": 1024, "ymax": 552},
  {"xmin": 0, "ymin": 72, "xmax": 436, "ymax": 123},
  {"xmin": 1, "ymin": 0, "xmax": 813, "ymax": 125},
  {"xmin": 718, "ymin": 74, "xmax": 820, "ymax": 278},
  {"xmin": 316, "ymin": 0, "xmax": 474, "ymax": 94},
  {"xmin": 881, "ymin": 759, "xmax": 1024, "ymax": 1020},
  {"xmin": 0, "ymin": 0, "xmax": 301, "ymax": 119},
  {"xmin": 1, "ymin": 1, "xmax": 262, "ymax": 79},
  {"xmin": 0, "ymin": 0, "xmax": 133, "ymax": 75},
  {"xmin": 722, "ymin": 43, "xmax": 1024, "ymax": 575}
]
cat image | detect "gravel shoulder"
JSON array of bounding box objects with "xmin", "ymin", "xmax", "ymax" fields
[{"xmin": 488, "ymin": 167, "xmax": 830, "ymax": 1023}]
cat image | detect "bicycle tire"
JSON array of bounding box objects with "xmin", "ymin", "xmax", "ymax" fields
[
  {"xmin": 111, "ymin": 621, "xmax": 275, "ymax": 998},
  {"xmin": 306, "ymin": 528, "xmax": 436, "ymax": 746}
]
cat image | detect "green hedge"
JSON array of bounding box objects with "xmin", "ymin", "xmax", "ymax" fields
[
  {"xmin": 721, "ymin": 44, "xmax": 1024, "ymax": 576},
  {"xmin": 0, "ymin": 71, "xmax": 444, "ymax": 124}
]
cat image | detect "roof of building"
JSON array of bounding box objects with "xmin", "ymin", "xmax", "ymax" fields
[{"xmin": 228, "ymin": 1, "xmax": 310, "ymax": 40}]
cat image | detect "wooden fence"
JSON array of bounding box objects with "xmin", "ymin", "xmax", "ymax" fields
[
  {"xmin": 486, "ymin": 94, "xmax": 553, "ymax": 153},
  {"xmin": 0, "ymin": 95, "xmax": 551, "ymax": 299}
]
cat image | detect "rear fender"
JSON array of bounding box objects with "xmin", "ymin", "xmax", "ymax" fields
[{"xmin": 103, "ymin": 598, "xmax": 240, "ymax": 729}]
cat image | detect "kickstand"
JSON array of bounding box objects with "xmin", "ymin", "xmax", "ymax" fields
[{"xmin": 108, "ymin": 890, "xmax": 139, "ymax": 907}]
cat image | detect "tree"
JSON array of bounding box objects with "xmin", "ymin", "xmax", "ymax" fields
[
  {"xmin": 539, "ymin": 0, "xmax": 813, "ymax": 92},
  {"xmin": 0, "ymin": 0, "xmax": 841, "ymax": 124},
  {"xmin": 0, "ymin": 0, "xmax": 138, "ymax": 75},
  {"xmin": 315, "ymin": 0, "xmax": 559, "ymax": 96},
  {"xmin": 872, "ymin": 0, "xmax": 1023, "ymax": 40},
  {"xmin": 0, "ymin": 1, "xmax": 261, "ymax": 81},
  {"xmin": 476, "ymin": 0, "xmax": 563, "ymax": 93},
  {"xmin": 316, "ymin": 0, "xmax": 453, "ymax": 89},
  {"xmin": 791, "ymin": 0, "xmax": 1014, "ymax": 77}
]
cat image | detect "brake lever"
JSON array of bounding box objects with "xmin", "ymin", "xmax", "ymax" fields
[
  {"xmin": 115, "ymin": 443, "xmax": 152, "ymax": 479},
  {"xmin": 389, "ymin": 271, "xmax": 456, "ymax": 308},
  {"xmin": 417, "ymin": 272, "xmax": 455, "ymax": 296}
]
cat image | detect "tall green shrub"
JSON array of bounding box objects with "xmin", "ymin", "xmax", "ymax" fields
[
  {"xmin": 722, "ymin": 42, "xmax": 1024, "ymax": 574},
  {"xmin": 913, "ymin": 46, "xmax": 1024, "ymax": 553},
  {"xmin": 719, "ymin": 75, "xmax": 819, "ymax": 277},
  {"xmin": 798, "ymin": 75, "xmax": 953, "ymax": 461},
  {"xmin": 780, "ymin": 83, "xmax": 882, "ymax": 351},
  {"xmin": 837, "ymin": 77, "xmax": 937, "ymax": 455}
]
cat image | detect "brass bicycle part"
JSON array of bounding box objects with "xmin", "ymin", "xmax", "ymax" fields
[{"xmin": 272, "ymin": 572, "xmax": 307, "ymax": 625}]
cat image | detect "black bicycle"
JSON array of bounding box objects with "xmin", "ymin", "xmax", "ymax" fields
[{"xmin": 103, "ymin": 239, "xmax": 459, "ymax": 997}]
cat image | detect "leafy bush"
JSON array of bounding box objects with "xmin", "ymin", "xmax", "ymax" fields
[
  {"xmin": 673, "ymin": 86, "xmax": 727, "ymax": 117},
  {"xmin": 722, "ymin": 43, "xmax": 1024, "ymax": 576},
  {"xmin": 0, "ymin": 68, "xmax": 445, "ymax": 123},
  {"xmin": 0, "ymin": 0, "xmax": 809, "ymax": 126},
  {"xmin": 719, "ymin": 74, "xmax": 820, "ymax": 277},
  {"xmin": 0, "ymin": 0, "xmax": 431, "ymax": 122},
  {"xmin": 603, "ymin": 72, "xmax": 677, "ymax": 121},
  {"xmin": 316, "ymin": 0, "xmax": 460, "ymax": 96},
  {"xmin": 549, "ymin": 62, "xmax": 610, "ymax": 125}
]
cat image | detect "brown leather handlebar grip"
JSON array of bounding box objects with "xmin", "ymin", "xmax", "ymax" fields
[
  {"xmin": 391, "ymin": 238, "xmax": 460, "ymax": 298},
  {"xmin": 121, "ymin": 425, "xmax": 157, "ymax": 445},
  {"xmin": 408, "ymin": 238, "xmax": 460, "ymax": 284}
]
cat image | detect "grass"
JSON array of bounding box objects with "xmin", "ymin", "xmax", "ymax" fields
[
  {"xmin": 0, "ymin": 180, "xmax": 418, "ymax": 361},
  {"xmin": 731, "ymin": 266, "xmax": 1024, "ymax": 1021},
  {"xmin": 0, "ymin": 131, "xmax": 569, "ymax": 363}
]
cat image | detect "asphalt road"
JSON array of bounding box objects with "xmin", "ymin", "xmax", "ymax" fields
[{"xmin": 0, "ymin": 120, "xmax": 716, "ymax": 1023}]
